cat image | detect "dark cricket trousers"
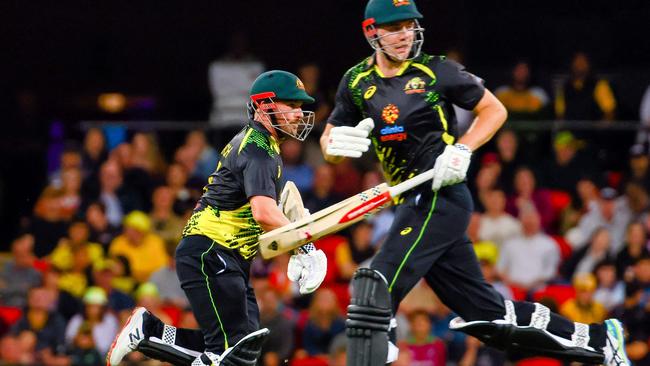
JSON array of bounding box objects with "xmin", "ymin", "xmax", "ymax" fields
[
  {"xmin": 370, "ymin": 183, "xmax": 606, "ymax": 349},
  {"xmin": 172, "ymin": 235, "xmax": 260, "ymax": 353}
]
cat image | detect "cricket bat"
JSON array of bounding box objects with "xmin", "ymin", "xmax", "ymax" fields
[{"xmin": 259, "ymin": 168, "xmax": 436, "ymax": 259}]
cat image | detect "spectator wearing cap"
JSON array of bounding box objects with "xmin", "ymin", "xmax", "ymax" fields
[
  {"xmin": 108, "ymin": 211, "xmax": 169, "ymax": 282},
  {"xmin": 85, "ymin": 202, "xmax": 120, "ymax": 249},
  {"xmin": 565, "ymin": 187, "xmax": 632, "ymax": 254},
  {"xmin": 477, "ymin": 189, "xmax": 522, "ymax": 247},
  {"xmin": 49, "ymin": 220, "xmax": 104, "ymax": 273},
  {"xmin": 539, "ymin": 131, "xmax": 598, "ymax": 200},
  {"xmin": 0, "ymin": 234, "xmax": 41, "ymax": 308},
  {"xmin": 133, "ymin": 282, "xmax": 173, "ymax": 325},
  {"xmin": 474, "ymin": 241, "xmax": 512, "ymax": 300},
  {"xmin": 65, "ymin": 287, "xmax": 119, "ymax": 356},
  {"xmin": 560, "ymin": 273, "xmax": 607, "ymax": 324}
]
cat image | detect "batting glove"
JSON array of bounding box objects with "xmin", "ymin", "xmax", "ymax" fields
[
  {"xmin": 326, "ymin": 118, "xmax": 374, "ymax": 158},
  {"xmin": 287, "ymin": 249, "xmax": 327, "ymax": 294},
  {"xmin": 431, "ymin": 143, "xmax": 472, "ymax": 191}
]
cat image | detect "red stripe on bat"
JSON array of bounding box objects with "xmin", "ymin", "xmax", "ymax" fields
[{"xmin": 338, "ymin": 192, "xmax": 391, "ymax": 224}]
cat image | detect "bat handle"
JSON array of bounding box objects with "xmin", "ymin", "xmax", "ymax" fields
[{"xmin": 299, "ymin": 242, "xmax": 316, "ymax": 254}]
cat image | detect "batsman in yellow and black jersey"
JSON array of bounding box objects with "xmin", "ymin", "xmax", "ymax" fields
[
  {"xmin": 107, "ymin": 70, "xmax": 322, "ymax": 366},
  {"xmin": 321, "ymin": 1, "xmax": 626, "ymax": 366}
]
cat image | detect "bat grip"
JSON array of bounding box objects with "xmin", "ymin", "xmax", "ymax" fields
[{"xmin": 299, "ymin": 242, "xmax": 316, "ymax": 254}]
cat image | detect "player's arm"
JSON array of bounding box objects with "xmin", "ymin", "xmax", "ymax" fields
[
  {"xmin": 457, "ymin": 89, "xmax": 508, "ymax": 151},
  {"xmin": 250, "ymin": 195, "xmax": 290, "ymax": 232}
]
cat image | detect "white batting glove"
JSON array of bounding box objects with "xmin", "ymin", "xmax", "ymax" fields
[
  {"xmin": 431, "ymin": 144, "xmax": 472, "ymax": 191},
  {"xmin": 326, "ymin": 118, "xmax": 374, "ymax": 158},
  {"xmin": 287, "ymin": 249, "xmax": 327, "ymax": 294}
]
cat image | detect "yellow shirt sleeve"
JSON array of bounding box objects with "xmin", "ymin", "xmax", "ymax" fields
[{"xmin": 594, "ymin": 80, "xmax": 616, "ymax": 114}]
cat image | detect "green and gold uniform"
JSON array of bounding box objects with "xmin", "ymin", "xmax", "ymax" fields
[
  {"xmin": 172, "ymin": 120, "xmax": 282, "ymax": 353},
  {"xmin": 182, "ymin": 120, "xmax": 282, "ymax": 259}
]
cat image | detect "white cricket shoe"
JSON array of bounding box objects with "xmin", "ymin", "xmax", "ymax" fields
[
  {"xmin": 603, "ymin": 318, "xmax": 631, "ymax": 366},
  {"xmin": 107, "ymin": 307, "xmax": 148, "ymax": 366}
]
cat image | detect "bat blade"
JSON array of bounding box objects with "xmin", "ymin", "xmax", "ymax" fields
[{"xmin": 259, "ymin": 183, "xmax": 391, "ymax": 259}]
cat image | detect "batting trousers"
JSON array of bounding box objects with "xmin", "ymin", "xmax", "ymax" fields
[{"xmin": 370, "ymin": 183, "xmax": 606, "ymax": 350}]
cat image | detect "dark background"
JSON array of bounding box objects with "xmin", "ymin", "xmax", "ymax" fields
[{"xmin": 0, "ymin": 0, "xmax": 649, "ymax": 246}]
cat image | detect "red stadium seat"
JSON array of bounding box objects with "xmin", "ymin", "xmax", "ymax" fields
[
  {"xmin": 533, "ymin": 284, "xmax": 576, "ymax": 307},
  {"xmin": 516, "ymin": 356, "xmax": 562, "ymax": 366},
  {"xmin": 0, "ymin": 306, "xmax": 22, "ymax": 326},
  {"xmin": 551, "ymin": 235, "xmax": 573, "ymax": 260}
]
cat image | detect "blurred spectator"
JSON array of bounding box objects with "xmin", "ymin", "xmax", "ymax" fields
[
  {"xmin": 495, "ymin": 60, "xmax": 550, "ymax": 120},
  {"xmin": 66, "ymin": 321, "xmax": 103, "ymax": 366},
  {"xmin": 149, "ymin": 185, "xmax": 185, "ymax": 252},
  {"xmin": 38, "ymin": 167, "xmax": 83, "ymax": 223},
  {"xmin": 49, "ymin": 145, "xmax": 83, "ymax": 188},
  {"xmin": 555, "ymin": 52, "xmax": 616, "ymax": 121},
  {"xmin": 566, "ymin": 187, "xmax": 632, "ymax": 254},
  {"xmin": 258, "ymin": 287, "xmax": 294, "ymax": 365},
  {"xmin": 91, "ymin": 259, "xmax": 135, "ymax": 318},
  {"xmin": 85, "ymin": 202, "xmax": 120, "ymax": 248},
  {"xmin": 622, "ymin": 144, "xmax": 650, "ymax": 188},
  {"xmin": 497, "ymin": 208, "xmax": 560, "ymax": 291},
  {"xmin": 346, "ymin": 221, "xmax": 376, "ymax": 267},
  {"xmin": 402, "ymin": 309, "xmax": 446, "ymax": 366},
  {"xmin": 108, "ymin": 211, "xmax": 169, "ymax": 283},
  {"xmin": 56, "ymin": 246, "xmax": 93, "ymax": 298},
  {"xmin": 10, "ymin": 287, "xmax": 67, "ymax": 359},
  {"xmin": 281, "ymin": 138, "xmax": 314, "ymax": 192},
  {"xmin": 65, "ymin": 287, "xmax": 119, "ymax": 355},
  {"xmin": 494, "ymin": 129, "xmax": 524, "ymax": 195},
  {"xmin": 130, "ymin": 132, "xmax": 167, "ymax": 180},
  {"xmin": 208, "ymin": 32, "xmax": 264, "ymax": 145},
  {"xmin": 80, "ymin": 127, "xmax": 108, "ymax": 180},
  {"xmin": 478, "ymin": 189, "xmax": 522, "ymax": 247},
  {"xmin": 90, "ymin": 161, "xmax": 143, "ymax": 227},
  {"xmin": 638, "ymin": 84, "xmax": 650, "ymax": 146},
  {"xmin": 429, "ymin": 299, "xmax": 466, "ymax": 363},
  {"xmin": 0, "ymin": 331, "xmax": 37, "ymax": 364},
  {"xmin": 616, "ymin": 222, "xmax": 650, "ymax": 281},
  {"xmin": 610, "ymin": 280, "xmax": 650, "ymax": 365},
  {"xmin": 625, "ymin": 182, "xmax": 650, "ymax": 221},
  {"xmin": 331, "ymin": 159, "xmax": 362, "ymax": 198},
  {"xmin": 184, "ymin": 130, "xmax": 219, "ymax": 180},
  {"xmin": 297, "ymin": 63, "xmax": 331, "ymax": 126},
  {"xmin": 149, "ymin": 246, "xmax": 189, "ymax": 309},
  {"xmin": 593, "ymin": 259, "xmax": 625, "ymax": 311},
  {"xmin": 562, "ymin": 227, "xmax": 613, "ymax": 280},
  {"xmin": 134, "ymin": 282, "xmax": 173, "ymax": 325},
  {"xmin": 29, "ymin": 187, "xmax": 69, "ymax": 257},
  {"xmin": 471, "ymin": 153, "xmax": 502, "ymax": 212},
  {"xmin": 303, "ymin": 164, "xmax": 340, "ymax": 213},
  {"xmin": 560, "ymin": 273, "xmax": 607, "ymax": 324},
  {"xmin": 474, "ymin": 241, "xmax": 513, "ymax": 300},
  {"xmin": 50, "ymin": 220, "xmax": 103, "ymax": 273},
  {"xmin": 539, "ymin": 131, "xmax": 598, "ymax": 199},
  {"xmin": 40, "ymin": 268, "xmax": 81, "ymax": 322},
  {"xmin": 0, "ymin": 234, "xmax": 41, "ymax": 307},
  {"xmin": 302, "ymin": 289, "xmax": 345, "ymax": 357},
  {"xmin": 328, "ymin": 333, "xmax": 347, "ymax": 366},
  {"xmin": 166, "ymin": 162, "xmax": 198, "ymax": 215},
  {"xmin": 562, "ymin": 178, "xmax": 602, "ymax": 233},
  {"xmin": 173, "ymin": 145, "xmax": 204, "ymax": 189},
  {"xmin": 110, "ymin": 142, "xmax": 155, "ymax": 213}
]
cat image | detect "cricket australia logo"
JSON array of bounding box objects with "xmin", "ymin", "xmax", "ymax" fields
[
  {"xmin": 404, "ymin": 77, "xmax": 426, "ymax": 94},
  {"xmin": 393, "ymin": 0, "xmax": 410, "ymax": 6},
  {"xmin": 381, "ymin": 104, "xmax": 399, "ymax": 124}
]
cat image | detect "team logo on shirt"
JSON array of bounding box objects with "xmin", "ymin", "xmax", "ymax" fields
[
  {"xmin": 404, "ymin": 77, "xmax": 426, "ymax": 94},
  {"xmin": 381, "ymin": 104, "xmax": 399, "ymax": 124},
  {"xmin": 393, "ymin": 0, "xmax": 410, "ymax": 6},
  {"xmin": 364, "ymin": 85, "xmax": 377, "ymax": 99}
]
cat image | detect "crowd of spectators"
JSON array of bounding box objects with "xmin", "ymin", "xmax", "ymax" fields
[{"xmin": 0, "ymin": 50, "xmax": 650, "ymax": 366}]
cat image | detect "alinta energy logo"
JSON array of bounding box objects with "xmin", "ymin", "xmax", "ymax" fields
[{"xmin": 380, "ymin": 103, "xmax": 407, "ymax": 142}]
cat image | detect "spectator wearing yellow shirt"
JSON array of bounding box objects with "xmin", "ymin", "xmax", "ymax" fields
[
  {"xmin": 555, "ymin": 52, "xmax": 616, "ymax": 121},
  {"xmin": 560, "ymin": 272, "xmax": 608, "ymax": 324},
  {"xmin": 495, "ymin": 61, "xmax": 550, "ymax": 120},
  {"xmin": 108, "ymin": 211, "xmax": 169, "ymax": 283},
  {"xmin": 50, "ymin": 220, "xmax": 104, "ymax": 272}
]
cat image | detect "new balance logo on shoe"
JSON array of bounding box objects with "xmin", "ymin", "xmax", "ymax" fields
[{"xmin": 129, "ymin": 329, "xmax": 142, "ymax": 345}]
